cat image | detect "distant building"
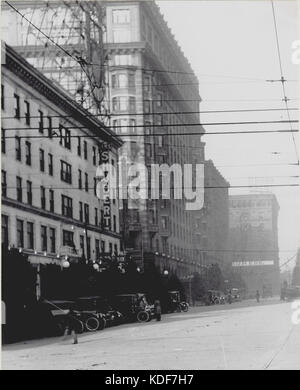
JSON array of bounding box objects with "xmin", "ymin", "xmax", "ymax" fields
[
  {"xmin": 194, "ymin": 159, "xmax": 229, "ymax": 268},
  {"xmin": 228, "ymin": 194, "xmax": 280, "ymax": 295},
  {"xmin": 1, "ymin": 43, "xmax": 122, "ymax": 285}
]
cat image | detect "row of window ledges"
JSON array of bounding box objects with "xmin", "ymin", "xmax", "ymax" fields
[
  {"xmin": 2, "ymin": 215, "xmax": 119, "ymax": 261},
  {"xmin": 1, "ymin": 86, "xmax": 117, "ymax": 161},
  {"xmin": 1, "ymin": 173, "xmax": 118, "ymax": 234}
]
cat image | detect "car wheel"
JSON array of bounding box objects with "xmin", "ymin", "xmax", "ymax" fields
[
  {"xmin": 137, "ymin": 310, "xmax": 150, "ymax": 323},
  {"xmin": 98, "ymin": 316, "xmax": 106, "ymax": 330},
  {"xmin": 85, "ymin": 316, "xmax": 100, "ymax": 332}
]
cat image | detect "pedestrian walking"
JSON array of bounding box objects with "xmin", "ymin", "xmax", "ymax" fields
[
  {"xmin": 154, "ymin": 299, "xmax": 162, "ymax": 321},
  {"xmin": 256, "ymin": 290, "xmax": 260, "ymax": 303},
  {"xmin": 63, "ymin": 308, "xmax": 78, "ymax": 344}
]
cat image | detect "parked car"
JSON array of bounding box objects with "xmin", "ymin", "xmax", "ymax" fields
[
  {"xmin": 41, "ymin": 300, "xmax": 84, "ymax": 335},
  {"xmin": 75, "ymin": 296, "xmax": 123, "ymax": 329},
  {"xmin": 167, "ymin": 291, "xmax": 189, "ymax": 312},
  {"xmin": 75, "ymin": 296, "xmax": 116, "ymax": 331},
  {"xmin": 111, "ymin": 293, "xmax": 154, "ymax": 323},
  {"xmin": 285, "ymin": 286, "xmax": 300, "ymax": 300},
  {"xmin": 205, "ymin": 290, "xmax": 226, "ymax": 305},
  {"xmin": 230, "ymin": 288, "xmax": 242, "ymax": 302}
]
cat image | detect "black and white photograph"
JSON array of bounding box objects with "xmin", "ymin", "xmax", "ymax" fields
[{"xmin": 0, "ymin": 0, "xmax": 299, "ymax": 372}]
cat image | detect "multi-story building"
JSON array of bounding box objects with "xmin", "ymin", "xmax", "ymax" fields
[
  {"xmin": 104, "ymin": 1, "xmax": 205, "ymax": 276},
  {"xmin": 194, "ymin": 159, "xmax": 229, "ymax": 269},
  {"xmin": 1, "ymin": 43, "xmax": 122, "ymax": 291},
  {"xmin": 1, "ymin": 1, "xmax": 205, "ymax": 277},
  {"xmin": 228, "ymin": 194, "xmax": 280, "ymax": 295}
]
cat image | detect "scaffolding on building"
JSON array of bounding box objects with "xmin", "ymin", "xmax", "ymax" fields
[{"xmin": 2, "ymin": 0, "xmax": 109, "ymax": 122}]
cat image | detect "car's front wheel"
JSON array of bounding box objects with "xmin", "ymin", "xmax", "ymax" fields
[{"xmin": 137, "ymin": 310, "xmax": 150, "ymax": 323}]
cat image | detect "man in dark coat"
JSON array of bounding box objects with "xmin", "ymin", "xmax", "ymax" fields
[{"xmin": 63, "ymin": 308, "xmax": 79, "ymax": 344}]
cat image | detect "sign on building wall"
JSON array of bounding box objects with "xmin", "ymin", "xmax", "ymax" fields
[
  {"xmin": 232, "ymin": 260, "xmax": 275, "ymax": 267},
  {"xmin": 98, "ymin": 144, "xmax": 112, "ymax": 231}
]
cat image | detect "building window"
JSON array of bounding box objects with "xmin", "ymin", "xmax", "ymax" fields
[
  {"xmin": 157, "ymin": 93, "xmax": 163, "ymax": 107},
  {"xmin": 27, "ymin": 222, "xmax": 34, "ymax": 250},
  {"xmin": 40, "ymin": 186, "xmax": 46, "ymax": 210},
  {"xmin": 47, "ymin": 116, "xmax": 53, "ymax": 138},
  {"xmin": 87, "ymin": 237, "xmax": 91, "ymax": 260},
  {"xmin": 129, "ymin": 97, "xmax": 136, "ymax": 112},
  {"xmin": 1, "ymin": 84, "xmax": 4, "ymax": 111},
  {"xmin": 2, "ymin": 215, "xmax": 9, "ymax": 248},
  {"xmin": 101, "ymin": 240, "xmax": 105, "ymax": 253},
  {"xmin": 83, "ymin": 141, "xmax": 88, "ymax": 159},
  {"xmin": 113, "ymin": 215, "xmax": 117, "ymax": 232},
  {"xmin": 112, "ymin": 9, "xmax": 130, "ymax": 24},
  {"xmin": 77, "ymin": 137, "xmax": 81, "ymax": 156},
  {"xmin": 80, "ymin": 235, "xmax": 85, "ymax": 257},
  {"xmin": 25, "ymin": 141, "xmax": 31, "ymax": 165},
  {"xmin": 92, "ymin": 146, "xmax": 97, "ymax": 166},
  {"xmin": 85, "ymin": 173, "xmax": 89, "ymax": 192},
  {"xmin": 95, "ymin": 239, "xmax": 100, "ymax": 259},
  {"xmin": 62, "ymin": 230, "xmax": 74, "ymax": 247},
  {"xmin": 161, "ymin": 216, "xmax": 168, "ymax": 229},
  {"xmin": 78, "ymin": 169, "xmax": 82, "ymax": 189},
  {"xmin": 114, "ymin": 54, "xmax": 134, "ymax": 66},
  {"xmin": 84, "ymin": 203, "xmax": 89, "ymax": 224},
  {"xmin": 16, "ymin": 176, "xmax": 22, "ymax": 202},
  {"xmin": 1, "ymin": 128, "xmax": 5, "ymax": 154},
  {"xmin": 79, "ymin": 201, "xmax": 83, "ymax": 222},
  {"xmin": 109, "ymin": 243, "xmax": 113, "ymax": 254},
  {"xmin": 2, "ymin": 170, "xmax": 7, "ymax": 197},
  {"xmin": 60, "ymin": 160, "xmax": 72, "ymax": 184},
  {"xmin": 49, "ymin": 228, "xmax": 56, "ymax": 253},
  {"xmin": 48, "ymin": 153, "xmax": 53, "ymax": 176},
  {"xmin": 27, "ymin": 180, "xmax": 32, "ymax": 205},
  {"xmin": 95, "ymin": 208, "xmax": 98, "ymax": 226},
  {"xmin": 49, "ymin": 189, "xmax": 54, "ymax": 212},
  {"xmin": 15, "ymin": 136, "xmax": 21, "ymax": 161},
  {"xmin": 94, "ymin": 178, "xmax": 97, "ymax": 196},
  {"xmin": 144, "ymin": 100, "xmax": 151, "ymax": 113},
  {"xmin": 113, "ymin": 29, "xmax": 130, "ymax": 43},
  {"xmin": 38, "ymin": 110, "xmax": 44, "ymax": 133},
  {"xmin": 144, "ymin": 76, "xmax": 151, "ymax": 92},
  {"xmin": 59, "ymin": 124, "xmax": 71, "ymax": 150},
  {"xmin": 41, "ymin": 225, "xmax": 47, "ymax": 251},
  {"xmin": 114, "ymin": 244, "xmax": 118, "ymax": 255},
  {"xmin": 39, "ymin": 149, "xmax": 45, "ymax": 172},
  {"xmin": 24, "ymin": 100, "xmax": 30, "ymax": 125},
  {"xmin": 61, "ymin": 195, "xmax": 73, "ymax": 218},
  {"xmin": 17, "ymin": 219, "xmax": 24, "ymax": 247},
  {"xmin": 14, "ymin": 93, "xmax": 20, "ymax": 119}
]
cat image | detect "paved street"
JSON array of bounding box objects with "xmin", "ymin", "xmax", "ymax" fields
[{"xmin": 1, "ymin": 298, "xmax": 300, "ymax": 370}]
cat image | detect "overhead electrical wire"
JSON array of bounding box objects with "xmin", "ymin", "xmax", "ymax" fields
[
  {"xmin": 2, "ymin": 107, "xmax": 298, "ymax": 121},
  {"xmin": 270, "ymin": 0, "xmax": 299, "ymax": 165},
  {"xmin": 2, "ymin": 119, "xmax": 298, "ymax": 132},
  {"xmin": 2, "ymin": 129, "xmax": 299, "ymax": 139}
]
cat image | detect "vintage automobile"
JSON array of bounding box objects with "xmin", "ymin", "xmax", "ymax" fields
[
  {"xmin": 41, "ymin": 300, "xmax": 84, "ymax": 335},
  {"xmin": 111, "ymin": 293, "xmax": 154, "ymax": 323},
  {"xmin": 167, "ymin": 291, "xmax": 189, "ymax": 313},
  {"xmin": 230, "ymin": 288, "xmax": 242, "ymax": 302},
  {"xmin": 75, "ymin": 296, "xmax": 122, "ymax": 332},
  {"xmin": 285, "ymin": 286, "xmax": 300, "ymax": 301}
]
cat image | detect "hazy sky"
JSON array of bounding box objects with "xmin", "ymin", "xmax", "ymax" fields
[{"xmin": 157, "ymin": 0, "xmax": 299, "ymax": 269}]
